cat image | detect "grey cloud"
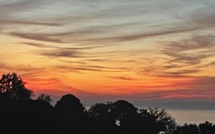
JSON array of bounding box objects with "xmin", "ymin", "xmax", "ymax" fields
[
  {"xmin": 23, "ymin": 42, "xmax": 107, "ymax": 50},
  {"xmin": 0, "ymin": 20, "xmax": 61, "ymax": 26},
  {"xmin": 158, "ymin": 69, "xmax": 200, "ymax": 78},
  {"xmin": 163, "ymin": 64, "xmax": 184, "ymax": 69},
  {"xmin": 108, "ymin": 76, "xmax": 136, "ymax": 81},
  {"xmin": 141, "ymin": 35, "xmax": 215, "ymax": 78},
  {"xmin": 54, "ymin": 66, "xmax": 103, "ymax": 72},
  {"xmin": 86, "ymin": 65, "xmax": 127, "ymax": 70},
  {"xmin": 11, "ymin": 32, "xmax": 64, "ymax": 43},
  {"xmin": 1, "ymin": 0, "xmax": 214, "ymax": 45},
  {"xmin": 190, "ymin": 6, "xmax": 215, "ymax": 27},
  {"xmin": 86, "ymin": 59, "xmax": 107, "ymax": 62},
  {"xmin": 0, "ymin": 0, "xmax": 61, "ymax": 34},
  {"xmin": 54, "ymin": 64, "xmax": 127, "ymax": 73},
  {"xmin": 0, "ymin": 0, "xmax": 45, "ymax": 15},
  {"xmin": 163, "ymin": 35, "xmax": 215, "ymax": 52},
  {"xmin": 204, "ymin": 61, "xmax": 215, "ymax": 67},
  {"xmin": 23, "ymin": 42, "xmax": 56, "ymax": 48},
  {"xmin": 142, "ymin": 65, "xmax": 199, "ymax": 78},
  {"xmin": 88, "ymin": 27, "xmax": 198, "ymax": 42},
  {"xmin": 160, "ymin": 35, "xmax": 215, "ymax": 70},
  {"xmin": 39, "ymin": 49, "xmax": 83, "ymax": 58},
  {"xmin": 163, "ymin": 51, "xmax": 212, "ymax": 65},
  {"xmin": 72, "ymin": 67, "xmax": 103, "ymax": 72}
]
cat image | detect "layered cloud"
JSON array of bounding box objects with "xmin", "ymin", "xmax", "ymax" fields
[{"xmin": 0, "ymin": 0, "xmax": 215, "ymax": 110}]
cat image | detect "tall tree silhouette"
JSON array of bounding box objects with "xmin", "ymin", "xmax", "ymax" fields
[
  {"xmin": 0, "ymin": 72, "xmax": 33, "ymax": 100},
  {"xmin": 110, "ymin": 100, "xmax": 140, "ymax": 134},
  {"xmin": 53, "ymin": 94, "xmax": 86, "ymax": 134}
]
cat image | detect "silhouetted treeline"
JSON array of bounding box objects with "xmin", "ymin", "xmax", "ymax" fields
[{"xmin": 0, "ymin": 72, "xmax": 215, "ymax": 134}]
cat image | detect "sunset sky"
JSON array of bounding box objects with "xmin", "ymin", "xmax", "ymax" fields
[{"xmin": 0, "ymin": 0, "xmax": 215, "ymax": 123}]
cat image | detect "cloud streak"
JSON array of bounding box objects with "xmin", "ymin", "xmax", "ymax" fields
[
  {"xmin": 108, "ymin": 76, "xmax": 136, "ymax": 81},
  {"xmin": 141, "ymin": 35, "xmax": 215, "ymax": 78},
  {"xmin": 54, "ymin": 65, "xmax": 128, "ymax": 73},
  {"xmin": 11, "ymin": 32, "xmax": 64, "ymax": 43}
]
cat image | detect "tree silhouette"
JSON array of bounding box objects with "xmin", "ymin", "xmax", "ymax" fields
[
  {"xmin": 0, "ymin": 72, "xmax": 215, "ymax": 134},
  {"xmin": 53, "ymin": 94, "xmax": 86, "ymax": 134},
  {"xmin": 88, "ymin": 103, "xmax": 116, "ymax": 134},
  {"xmin": 199, "ymin": 121, "xmax": 215, "ymax": 134},
  {"xmin": 110, "ymin": 100, "xmax": 137, "ymax": 125},
  {"xmin": 140, "ymin": 108, "xmax": 176, "ymax": 134},
  {"xmin": 0, "ymin": 72, "xmax": 33, "ymax": 100},
  {"xmin": 173, "ymin": 124, "xmax": 201, "ymax": 134},
  {"xmin": 109, "ymin": 100, "xmax": 140, "ymax": 134},
  {"xmin": 37, "ymin": 94, "xmax": 52, "ymax": 103}
]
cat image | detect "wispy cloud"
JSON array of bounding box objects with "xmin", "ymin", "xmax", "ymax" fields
[
  {"xmin": 189, "ymin": 6, "xmax": 215, "ymax": 27},
  {"xmin": 0, "ymin": 20, "xmax": 61, "ymax": 26},
  {"xmin": 23, "ymin": 42, "xmax": 108, "ymax": 50},
  {"xmin": 88, "ymin": 27, "xmax": 199, "ymax": 42},
  {"xmin": 11, "ymin": 32, "xmax": 64, "ymax": 43},
  {"xmin": 22, "ymin": 42, "xmax": 57, "ymax": 48},
  {"xmin": 39, "ymin": 49, "xmax": 84, "ymax": 58},
  {"xmin": 54, "ymin": 65, "xmax": 128, "ymax": 73},
  {"xmin": 108, "ymin": 76, "xmax": 136, "ymax": 81},
  {"xmin": 141, "ymin": 35, "xmax": 215, "ymax": 78},
  {"xmin": 0, "ymin": 0, "xmax": 61, "ymax": 32},
  {"xmin": 156, "ymin": 70, "xmax": 200, "ymax": 78},
  {"xmin": 162, "ymin": 35, "xmax": 215, "ymax": 66}
]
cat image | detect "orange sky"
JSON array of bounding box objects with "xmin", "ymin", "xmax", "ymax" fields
[{"xmin": 0, "ymin": 0, "xmax": 215, "ymax": 111}]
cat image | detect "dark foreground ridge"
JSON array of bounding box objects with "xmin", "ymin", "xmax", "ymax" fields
[{"xmin": 0, "ymin": 72, "xmax": 215, "ymax": 134}]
